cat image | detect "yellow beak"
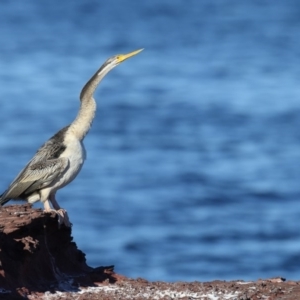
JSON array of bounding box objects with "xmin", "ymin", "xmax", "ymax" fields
[{"xmin": 117, "ymin": 48, "xmax": 144, "ymax": 63}]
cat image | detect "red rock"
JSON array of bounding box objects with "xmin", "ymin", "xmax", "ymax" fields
[
  {"xmin": 1, "ymin": 204, "xmax": 300, "ymax": 300},
  {"xmin": 0, "ymin": 204, "xmax": 115, "ymax": 298}
]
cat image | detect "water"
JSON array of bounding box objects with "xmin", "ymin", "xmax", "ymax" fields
[{"xmin": 0, "ymin": 0, "xmax": 300, "ymax": 282}]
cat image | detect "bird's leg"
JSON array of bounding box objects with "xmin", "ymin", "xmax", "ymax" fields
[
  {"xmin": 49, "ymin": 193, "xmax": 61, "ymax": 210},
  {"xmin": 50, "ymin": 193, "xmax": 71, "ymax": 227},
  {"xmin": 43, "ymin": 199, "xmax": 53, "ymax": 211},
  {"xmin": 43, "ymin": 194, "xmax": 71, "ymax": 227}
]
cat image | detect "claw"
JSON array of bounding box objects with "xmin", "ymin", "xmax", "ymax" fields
[
  {"xmin": 44, "ymin": 208, "xmax": 72, "ymax": 227},
  {"xmin": 57, "ymin": 208, "xmax": 72, "ymax": 227}
]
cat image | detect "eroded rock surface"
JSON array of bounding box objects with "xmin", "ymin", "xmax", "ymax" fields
[
  {"xmin": 0, "ymin": 204, "xmax": 115, "ymax": 299},
  {"xmin": 0, "ymin": 204, "xmax": 300, "ymax": 300}
]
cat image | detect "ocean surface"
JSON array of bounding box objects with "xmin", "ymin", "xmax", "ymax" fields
[{"xmin": 0, "ymin": 0, "xmax": 300, "ymax": 282}]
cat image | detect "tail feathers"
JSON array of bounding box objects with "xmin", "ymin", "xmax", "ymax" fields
[{"xmin": 0, "ymin": 194, "xmax": 10, "ymax": 206}]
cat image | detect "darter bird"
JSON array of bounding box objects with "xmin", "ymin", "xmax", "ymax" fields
[{"xmin": 0, "ymin": 49, "xmax": 143, "ymax": 226}]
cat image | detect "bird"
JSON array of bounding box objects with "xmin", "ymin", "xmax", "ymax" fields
[{"xmin": 0, "ymin": 48, "xmax": 143, "ymax": 226}]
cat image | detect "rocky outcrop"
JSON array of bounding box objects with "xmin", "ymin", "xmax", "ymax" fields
[
  {"xmin": 0, "ymin": 204, "xmax": 116, "ymax": 299},
  {"xmin": 0, "ymin": 204, "xmax": 299, "ymax": 300}
]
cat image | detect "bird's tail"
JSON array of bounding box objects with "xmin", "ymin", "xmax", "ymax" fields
[{"xmin": 0, "ymin": 194, "xmax": 10, "ymax": 206}]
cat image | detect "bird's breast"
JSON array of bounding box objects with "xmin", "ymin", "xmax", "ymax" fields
[{"xmin": 53, "ymin": 138, "xmax": 86, "ymax": 189}]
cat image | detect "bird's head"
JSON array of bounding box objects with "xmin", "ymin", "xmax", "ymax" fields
[
  {"xmin": 98, "ymin": 48, "xmax": 144, "ymax": 75},
  {"xmin": 80, "ymin": 48, "xmax": 143, "ymax": 101}
]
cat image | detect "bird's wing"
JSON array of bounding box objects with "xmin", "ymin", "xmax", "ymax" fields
[
  {"xmin": 0, "ymin": 127, "xmax": 69, "ymax": 205},
  {"xmin": 0, "ymin": 157, "xmax": 68, "ymax": 201}
]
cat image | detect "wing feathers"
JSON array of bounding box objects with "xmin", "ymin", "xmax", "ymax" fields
[{"xmin": 0, "ymin": 157, "xmax": 68, "ymax": 203}]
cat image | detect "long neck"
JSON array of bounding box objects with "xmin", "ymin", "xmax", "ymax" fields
[
  {"xmin": 68, "ymin": 62, "xmax": 114, "ymax": 140},
  {"xmin": 68, "ymin": 96, "xmax": 96, "ymax": 141}
]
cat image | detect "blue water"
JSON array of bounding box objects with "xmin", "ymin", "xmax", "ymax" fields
[{"xmin": 1, "ymin": 0, "xmax": 300, "ymax": 282}]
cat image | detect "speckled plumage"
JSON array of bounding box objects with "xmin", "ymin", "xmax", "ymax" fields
[
  {"xmin": 0, "ymin": 49, "xmax": 143, "ymax": 226},
  {"xmin": 0, "ymin": 126, "xmax": 70, "ymax": 204}
]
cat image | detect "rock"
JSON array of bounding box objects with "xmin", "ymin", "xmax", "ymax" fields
[
  {"xmin": 1, "ymin": 204, "xmax": 300, "ymax": 300},
  {"xmin": 0, "ymin": 204, "xmax": 115, "ymax": 299}
]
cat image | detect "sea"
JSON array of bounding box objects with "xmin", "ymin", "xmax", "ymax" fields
[{"xmin": 0, "ymin": 0, "xmax": 300, "ymax": 282}]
